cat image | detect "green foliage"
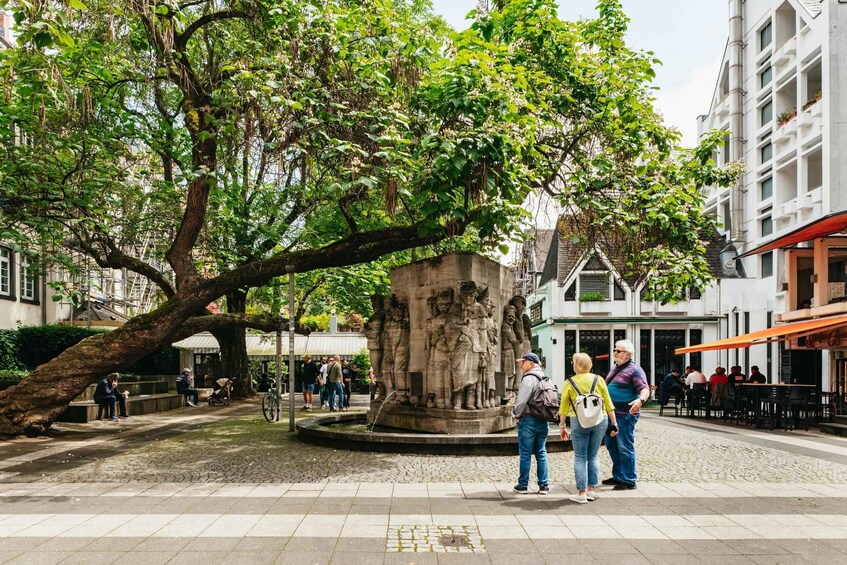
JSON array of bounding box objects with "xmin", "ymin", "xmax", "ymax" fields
[
  {"xmin": 352, "ymin": 349, "xmax": 371, "ymax": 374},
  {"xmin": 578, "ymin": 291, "xmax": 606, "ymax": 302},
  {"xmin": 16, "ymin": 325, "xmax": 106, "ymax": 370},
  {"xmin": 132, "ymin": 346, "xmax": 180, "ymax": 376},
  {"xmin": 301, "ymin": 313, "xmax": 330, "ymax": 332},
  {"xmin": 0, "ymin": 330, "xmax": 23, "ymax": 371},
  {"xmin": 0, "ymin": 370, "xmax": 29, "ymax": 382}
]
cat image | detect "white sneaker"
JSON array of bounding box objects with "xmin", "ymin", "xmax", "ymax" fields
[
  {"xmin": 586, "ymin": 491, "xmax": 598, "ymax": 501},
  {"xmin": 187, "ymin": 400, "xmax": 196, "ymax": 407},
  {"xmin": 569, "ymin": 494, "xmax": 588, "ymax": 504}
]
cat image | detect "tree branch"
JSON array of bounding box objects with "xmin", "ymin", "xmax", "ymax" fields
[
  {"xmin": 171, "ymin": 312, "xmax": 312, "ymax": 343},
  {"xmin": 175, "ymin": 10, "xmax": 247, "ymax": 52}
]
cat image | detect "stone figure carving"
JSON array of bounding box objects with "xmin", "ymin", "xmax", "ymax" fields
[
  {"xmin": 446, "ymin": 281, "xmax": 488, "ymax": 410},
  {"xmin": 510, "ymin": 295, "xmax": 532, "ymax": 355},
  {"xmin": 482, "ymin": 295, "xmax": 499, "ymax": 408},
  {"xmin": 382, "ymin": 294, "xmax": 410, "ymax": 404},
  {"xmin": 425, "ymin": 289, "xmax": 453, "ymax": 409},
  {"xmin": 364, "ymin": 295, "xmax": 387, "ymax": 401},
  {"xmin": 501, "ymin": 305, "xmax": 519, "ymax": 402}
]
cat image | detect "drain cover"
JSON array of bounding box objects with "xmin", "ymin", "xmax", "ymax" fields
[{"xmin": 438, "ymin": 534, "xmax": 471, "ymax": 548}]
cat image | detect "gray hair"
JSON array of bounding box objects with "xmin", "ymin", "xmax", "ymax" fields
[{"xmin": 615, "ymin": 340, "xmax": 634, "ymax": 354}]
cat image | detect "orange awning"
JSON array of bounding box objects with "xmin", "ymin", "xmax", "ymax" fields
[
  {"xmin": 675, "ymin": 314, "xmax": 847, "ymax": 354},
  {"xmin": 738, "ymin": 209, "xmax": 847, "ymax": 258}
]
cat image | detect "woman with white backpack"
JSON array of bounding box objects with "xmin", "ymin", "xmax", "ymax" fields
[{"xmin": 559, "ymin": 352, "xmax": 619, "ymax": 504}]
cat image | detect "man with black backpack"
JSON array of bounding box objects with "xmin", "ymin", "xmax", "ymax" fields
[{"xmin": 511, "ymin": 352, "xmax": 554, "ymax": 495}]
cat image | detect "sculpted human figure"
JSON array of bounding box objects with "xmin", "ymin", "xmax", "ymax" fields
[
  {"xmin": 446, "ymin": 281, "xmax": 488, "ymax": 410},
  {"xmin": 425, "ymin": 290, "xmax": 453, "ymax": 409},
  {"xmin": 501, "ymin": 305, "xmax": 519, "ymax": 402},
  {"xmin": 483, "ymin": 296, "xmax": 499, "ymax": 408},
  {"xmin": 510, "ymin": 295, "xmax": 532, "ymax": 355},
  {"xmin": 382, "ymin": 295, "xmax": 410, "ymax": 403},
  {"xmin": 364, "ymin": 295, "xmax": 387, "ymax": 401}
]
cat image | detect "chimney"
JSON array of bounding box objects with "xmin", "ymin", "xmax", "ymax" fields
[{"xmin": 329, "ymin": 311, "xmax": 338, "ymax": 334}]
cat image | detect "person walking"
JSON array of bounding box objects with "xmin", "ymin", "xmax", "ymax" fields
[
  {"xmin": 301, "ymin": 354, "xmax": 319, "ymax": 410},
  {"xmin": 327, "ymin": 355, "xmax": 345, "ymax": 412},
  {"xmin": 318, "ymin": 356, "xmax": 329, "ymax": 409},
  {"xmin": 341, "ymin": 359, "xmax": 353, "ymax": 409},
  {"xmin": 560, "ymin": 353, "xmax": 617, "ymax": 503},
  {"xmin": 602, "ymin": 340, "xmax": 649, "ymax": 490},
  {"xmin": 511, "ymin": 352, "xmax": 550, "ymax": 495}
]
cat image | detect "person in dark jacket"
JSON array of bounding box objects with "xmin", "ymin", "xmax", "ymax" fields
[
  {"xmin": 94, "ymin": 372, "xmax": 129, "ymax": 420},
  {"xmin": 176, "ymin": 368, "xmax": 199, "ymax": 406},
  {"xmin": 301, "ymin": 354, "xmax": 319, "ymax": 410}
]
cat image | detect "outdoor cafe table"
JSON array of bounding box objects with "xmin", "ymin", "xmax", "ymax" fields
[{"xmin": 740, "ymin": 383, "xmax": 816, "ymax": 429}]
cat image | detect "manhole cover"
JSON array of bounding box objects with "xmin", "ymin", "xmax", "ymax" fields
[{"xmin": 438, "ymin": 534, "xmax": 470, "ymax": 548}]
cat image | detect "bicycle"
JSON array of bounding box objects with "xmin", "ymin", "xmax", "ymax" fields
[{"xmin": 262, "ymin": 380, "xmax": 280, "ymax": 422}]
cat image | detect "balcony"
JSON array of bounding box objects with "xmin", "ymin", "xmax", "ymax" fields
[
  {"xmin": 715, "ymin": 96, "xmax": 730, "ymax": 120},
  {"xmin": 656, "ymin": 301, "xmax": 689, "ymax": 315},
  {"xmin": 579, "ymin": 300, "xmax": 611, "ymax": 315},
  {"xmin": 777, "ymin": 199, "xmax": 798, "ymax": 217},
  {"xmin": 774, "ymin": 115, "xmax": 798, "ymax": 147},
  {"xmin": 798, "ymin": 187, "xmax": 822, "ymax": 211},
  {"xmin": 774, "ymin": 36, "xmax": 797, "ymax": 70}
]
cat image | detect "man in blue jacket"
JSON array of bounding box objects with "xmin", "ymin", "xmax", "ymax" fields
[
  {"xmin": 93, "ymin": 373, "xmax": 129, "ymax": 420},
  {"xmin": 176, "ymin": 368, "xmax": 199, "ymax": 406}
]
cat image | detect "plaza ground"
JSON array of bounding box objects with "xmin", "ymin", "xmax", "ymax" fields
[{"xmin": 1, "ymin": 395, "xmax": 847, "ymax": 563}]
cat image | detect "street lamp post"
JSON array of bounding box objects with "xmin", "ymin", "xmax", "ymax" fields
[{"xmin": 286, "ymin": 265, "xmax": 296, "ymax": 432}]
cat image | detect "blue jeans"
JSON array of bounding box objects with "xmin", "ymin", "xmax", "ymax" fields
[
  {"xmin": 517, "ymin": 416, "xmax": 549, "ymax": 489},
  {"xmin": 606, "ymin": 412, "xmax": 639, "ymax": 485},
  {"xmin": 328, "ymin": 382, "xmax": 345, "ymax": 410},
  {"xmin": 570, "ymin": 417, "xmax": 608, "ymax": 491}
]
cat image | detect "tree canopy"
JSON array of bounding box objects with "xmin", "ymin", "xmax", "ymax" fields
[{"xmin": 0, "ymin": 0, "xmax": 738, "ymax": 435}]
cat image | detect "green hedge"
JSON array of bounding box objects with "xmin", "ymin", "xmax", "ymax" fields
[{"xmin": 7, "ymin": 325, "xmax": 180, "ymax": 375}]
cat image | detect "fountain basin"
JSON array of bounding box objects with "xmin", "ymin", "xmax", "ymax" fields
[{"xmin": 296, "ymin": 412, "xmax": 571, "ymax": 455}]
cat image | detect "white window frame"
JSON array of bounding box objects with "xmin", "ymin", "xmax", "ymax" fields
[
  {"xmin": 0, "ymin": 247, "xmax": 11, "ymax": 297},
  {"xmin": 20, "ymin": 256, "xmax": 37, "ymax": 302}
]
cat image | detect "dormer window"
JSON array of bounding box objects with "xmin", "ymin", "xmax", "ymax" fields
[{"xmin": 576, "ymin": 254, "xmax": 626, "ymax": 302}]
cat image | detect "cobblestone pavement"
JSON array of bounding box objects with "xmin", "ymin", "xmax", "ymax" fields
[
  {"xmin": 8, "ymin": 397, "xmax": 846, "ymax": 484},
  {"xmin": 2, "ymin": 398, "xmax": 847, "ymax": 563}
]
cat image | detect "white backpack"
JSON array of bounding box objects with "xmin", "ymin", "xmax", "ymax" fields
[{"xmin": 567, "ymin": 375, "xmax": 605, "ymax": 428}]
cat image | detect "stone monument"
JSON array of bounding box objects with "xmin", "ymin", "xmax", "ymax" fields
[{"xmin": 366, "ymin": 252, "xmax": 528, "ymax": 434}]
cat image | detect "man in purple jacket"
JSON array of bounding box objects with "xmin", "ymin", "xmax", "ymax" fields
[{"xmin": 602, "ymin": 339, "xmax": 650, "ymax": 490}]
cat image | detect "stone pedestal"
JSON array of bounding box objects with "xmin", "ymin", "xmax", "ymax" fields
[{"xmin": 367, "ymin": 402, "xmax": 514, "ymax": 434}]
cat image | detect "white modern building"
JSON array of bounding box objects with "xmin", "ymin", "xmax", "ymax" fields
[{"xmin": 692, "ymin": 0, "xmax": 847, "ymax": 393}]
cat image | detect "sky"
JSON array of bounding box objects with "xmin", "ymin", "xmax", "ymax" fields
[{"xmin": 429, "ymin": 0, "xmax": 729, "ymax": 147}]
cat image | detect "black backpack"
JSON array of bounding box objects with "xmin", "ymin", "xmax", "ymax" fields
[{"xmin": 524, "ymin": 371, "xmax": 560, "ymax": 424}]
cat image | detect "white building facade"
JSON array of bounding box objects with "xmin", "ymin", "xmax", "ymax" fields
[{"xmin": 697, "ymin": 0, "xmax": 835, "ymax": 389}]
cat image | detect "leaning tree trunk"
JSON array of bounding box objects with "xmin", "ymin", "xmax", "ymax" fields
[
  {"xmin": 0, "ymin": 295, "xmax": 205, "ymax": 435},
  {"xmin": 210, "ymin": 289, "xmax": 254, "ymax": 397}
]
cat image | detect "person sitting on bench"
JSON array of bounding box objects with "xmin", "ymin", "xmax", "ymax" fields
[
  {"xmin": 176, "ymin": 367, "xmax": 199, "ymax": 407},
  {"xmin": 93, "ymin": 372, "xmax": 129, "ymax": 420}
]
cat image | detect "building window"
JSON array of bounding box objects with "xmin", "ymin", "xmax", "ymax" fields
[
  {"xmin": 613, "ymin": 279, "xmax": 625, "ymax": 301},
  {"xmin": 690, "ymin": 288, "xmax": 702, "ymax": 300},
  {"xmin": 0, "ymin": 247, "xmax": 12, "ymax": 298},
  {"xmin": 760, "ymin": 22, "xmax": 772, "ymax": 51},
  {"xmin": 761, "ymin": 215, "xmax": 773, "ymax": 237},
  {"xmin": 20, "ymin": 256, "xmax": 38, "ymax": 303},
  {"xmin": 564, "ymin": 330, "xmax": 577, "ymax": 379},
  {"xmin": 760, "ymin": 66, "xmax": 772, "ymax": 88},
  {"xmin": 760, "ymin": 100, "xmax": 773, "ymax": 126},
  {"xmin": 530, "ymin": 302, "xmax": 542, "ymax": 323},
  {"xmin": 761, "ymin": 142, "xmax": 772, "ymax": 163},
  {"xmin": 564, "ymin": 281, "xmax": 576, "ymax": 301},
  {"xmin": 761, "ymin": 251, "xmax": 774, "ymax": 278},
  {"xmin": 579, "ymin": 273, "xmax": 610, "ymax": 300},
  {"xmin": 689, "ymin": 329, "xmax": 702, "ymax": 371},
  {"xmin": 760, "ymin": 177, "xmax": 773, "ymax": 200}
]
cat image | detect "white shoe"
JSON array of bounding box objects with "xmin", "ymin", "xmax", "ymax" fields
[
  {"xmin": 586, "ymin": 491, "xmax": 598, "ymax": 501},
  {"xmin": 569, "ymin": 494, "xmax": 588, "ymax": 504},
  {"xmin": 187, "ymin": 400, "xmax": 196, "ymax": 407}
]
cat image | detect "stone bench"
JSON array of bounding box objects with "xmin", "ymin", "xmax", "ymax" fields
[{"xmin": 57, "ymin": 393, "xmax": 186, "ymax": 423}]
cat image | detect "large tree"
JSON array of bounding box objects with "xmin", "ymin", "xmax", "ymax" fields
[{"xmin": 0, "ymin": 0, "xmax": 737, "ymax": 435}]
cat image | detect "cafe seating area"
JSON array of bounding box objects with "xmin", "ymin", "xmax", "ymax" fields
[{"xmin": 669, "ymin": 382, "xmax": 831, "ymax": 430}]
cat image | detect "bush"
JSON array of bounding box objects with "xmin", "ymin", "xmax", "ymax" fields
[
  {"xmin": 0, "ymin": 330, "xmax": 23, "ymax": 371},
  {"xmin": 16, "ymin": 325, "xmax": 104, "ymax": 369},
  {"xmin": 131, "ymin": 346, "xmax": 180, "ymax": 375},
  {"xmin": 0, "ymin": 369, "xmax": 28, "ymax": 382},
  {"xmin": 578, "ymin": 291, "xmax": 606, "ymax": 302}
]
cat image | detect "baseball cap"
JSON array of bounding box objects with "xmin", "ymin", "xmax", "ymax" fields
[{"xmin": 520, "ymin": 352, "xmax": 540, "ymax": 365}]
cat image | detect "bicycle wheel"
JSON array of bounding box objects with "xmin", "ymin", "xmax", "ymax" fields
[{"xmin": 262, "ymin": 392, "xmax": 279, "ymax": 422}]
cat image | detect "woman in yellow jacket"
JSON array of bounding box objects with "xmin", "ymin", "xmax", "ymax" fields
[{"xmin": 559, "ymin": 352, "xmax": 619, "ymax": 504}]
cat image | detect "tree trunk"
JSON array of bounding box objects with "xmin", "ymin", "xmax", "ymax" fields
[
  {"xmin": 0, "ymin": 295, "xmax": 205, "ymax": 435},
  {"xmin": 210, "ymin": 289, "xmax": 254, "ymax": 398}
]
